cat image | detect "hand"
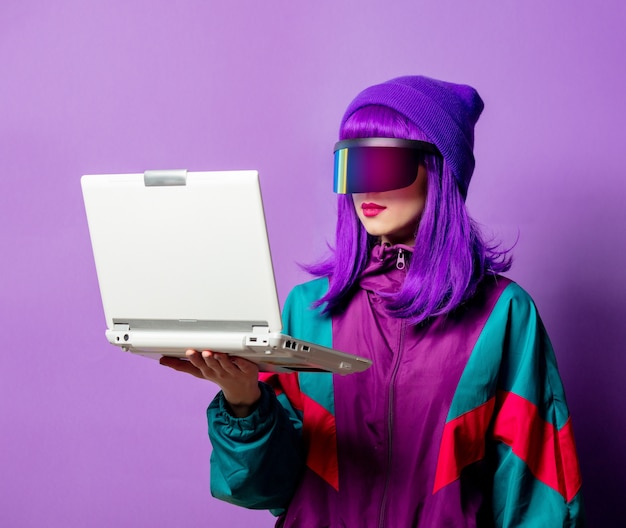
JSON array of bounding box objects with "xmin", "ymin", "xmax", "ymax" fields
[{"xmin": 160, "ymin": 350, "xmax": 261, "ymax": 417}]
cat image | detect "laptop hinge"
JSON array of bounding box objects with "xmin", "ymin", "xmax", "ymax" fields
[
  {"xmin": 251, "ymin": 325, "xmax": 270, "ymax": 334},
  {"xmin": 113, "ymin": 322, "xmax": 131, "ymax": 332},
  {"xmin": 144, "ymin": 169, "xmax": 188, "ymax": 187}
]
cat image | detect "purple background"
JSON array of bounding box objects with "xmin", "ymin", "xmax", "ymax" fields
[{"xmin": 1, "ymin": 1, "xmax": 625, "ymax": 526}]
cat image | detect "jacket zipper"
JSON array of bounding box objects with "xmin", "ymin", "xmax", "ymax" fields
[
  {"xmin": 378, "ymin": 319, "xmax": 406, "ymax": 528},
  {"xmin": 396, "ymin": 248, "xmax": 406, "ymax": 270}
]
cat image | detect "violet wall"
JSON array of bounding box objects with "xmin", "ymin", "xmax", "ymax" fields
[{"xmin": 1, "ymin": 1, "xmax": 624, "ymax": 526}]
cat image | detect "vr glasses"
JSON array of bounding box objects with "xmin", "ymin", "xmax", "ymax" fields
[{"xmin": 333, "ymin": 137, "xmax": 441, "ymax": 194}]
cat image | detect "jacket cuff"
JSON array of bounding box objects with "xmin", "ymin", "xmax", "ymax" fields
[{"xmin": 208, "ymin": 381, "xmax": 277, "ymax": 438}]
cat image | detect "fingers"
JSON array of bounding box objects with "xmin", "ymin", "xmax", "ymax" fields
[
  {"xmin": 159, "ymin": 351, "xmax": 231, "ymax": 380},
  {"xmin": 230, "ymin": 356, "xmax": 258, "ymax": 375},
  {"xmin": 185, "ymin": 349, "xmax": 243, "ymax": 378},
  {"xmin": 159, "ymin": 356, "xmax": 205, "ymax": 379},
  {"xmin": 163, "ymin": 350, "xmax": 258, "ymax": 386},
  {"xmin": 186, "ymin": 349, "xmax": 221, "ymax": 376},
  {"xmin": 211, "ymin": 351, "xmax": 242, "ymax": 374}
]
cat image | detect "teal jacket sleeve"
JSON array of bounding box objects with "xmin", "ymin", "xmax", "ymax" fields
[
  {"xmin": 444, "ymin": 281, "xmax": 585, "ymax": 525},
  {"xmin": 206, "ymin": 280, "xmax": 326, "ymax": 511},
  {"xmin": 488, "ymin": 283, "xmax": 585, "ymax": 526},
  {"xmin": 207, "ymin": 381, "xmax": 304, "ymax": 510}
]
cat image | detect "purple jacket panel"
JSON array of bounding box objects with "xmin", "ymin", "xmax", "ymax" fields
[{"xmin": 279, "ymin": 244, "xmax": 509, "ymax": 527}]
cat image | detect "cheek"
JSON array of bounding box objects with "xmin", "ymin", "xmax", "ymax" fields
[
  {"xmin": 397, "ymin": 173, "xmax": 427, "ymax": 213},
  {"xmin": 390, "ymin": 189, "xmax": 425, "ymax": 213},
  {"xmin": 352, "ymin": 194, "xmax": 365, "ymax": 217}
]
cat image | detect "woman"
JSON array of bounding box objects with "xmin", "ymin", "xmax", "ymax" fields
[{"xmin": 162, "ymin": 75, "xmax": 585, "ymax": 527}]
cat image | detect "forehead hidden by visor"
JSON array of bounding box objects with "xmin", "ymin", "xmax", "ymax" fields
[{"xmin": 333, "ymin": 137, "xmax": 441, "ymax": 194}]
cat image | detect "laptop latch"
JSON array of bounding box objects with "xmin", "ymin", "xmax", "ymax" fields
[{"xmin": 144, "ymin": 169, "xmax": 188, "ymax": 187}]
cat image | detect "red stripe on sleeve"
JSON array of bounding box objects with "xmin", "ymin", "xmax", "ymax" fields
[
  {"xmin": 492, "ymin": 391, "xmax": 582, "ymax": 501},
  {"xmin": 433, "ymin": 398, "xmax": 496, "ymax": 493},
  {"xmin": 258, "ymin": 372, "xmax": 303, "ymax": 410},
  {"xmin": 434, "ymin": 391, "xmax": 582, "ymax": 501},
  {"xmin": 259, "ymin": 373, "xmax": 339, "ymax": 490},
  {"xmin": 301, "ymin": 394, "xmax": 339, "ymax": 491}
]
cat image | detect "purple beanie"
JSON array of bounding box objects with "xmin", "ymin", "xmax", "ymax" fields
[{"xmin": 340, "ymin": 75, "xmax": 484, "ymax": 199}]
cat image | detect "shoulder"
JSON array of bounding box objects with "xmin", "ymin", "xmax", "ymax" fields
[
  {"xmin": 497, "ymin": 279, "xmax": 535, "ymax": 306},
  {"xmin": 286, "ymin": 277, "xmax": 330, "ymax": 303},
  {"xmin": 482, "ymin": 276, "xmax": 539, "ymax": 323},
  {"xmin": 284, "ymin": 277, "xmax": 330, "ymax": 314},
  {"xmin": 282, "ymin": 277, "xmax": 332, "ymax": 345},
  {"xmin": 463, "ymin": 276, "xmax": 547, "ymax": 363},
  {"xmin": 447, "ymin": 276, "xmax": 554, "ymax": 419},
  {"xmin": 477, "ymin": 275, "xmax": 539, "ymax": 323}
]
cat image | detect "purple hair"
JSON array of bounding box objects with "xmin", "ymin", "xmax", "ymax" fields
[{"xmin": 306, "ymin": 105, "xmax": 512, "ymax": 324}]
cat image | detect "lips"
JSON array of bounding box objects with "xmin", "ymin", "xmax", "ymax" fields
[{"xmin": 361, "ymin": 202, "xmax": 386, "ymax": 218}]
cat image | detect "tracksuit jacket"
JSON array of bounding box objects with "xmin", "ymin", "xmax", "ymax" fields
[{"xmin": 207, "ymin": 243, "xmax": 585, "ymax": 527}]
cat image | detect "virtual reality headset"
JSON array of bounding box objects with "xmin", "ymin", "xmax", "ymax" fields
[{"xmin": 333, "ymin": 137, "xmax": 441, "ymax": 194}]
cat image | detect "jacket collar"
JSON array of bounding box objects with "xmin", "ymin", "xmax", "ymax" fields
[{"xmin": 358, "ymin": 243, "xmax": 414, "ymax": 294}]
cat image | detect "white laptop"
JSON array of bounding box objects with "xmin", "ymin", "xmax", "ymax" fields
[{"xmin": 81, "ymin": 169, "xmax": 372, "ymax": 374}]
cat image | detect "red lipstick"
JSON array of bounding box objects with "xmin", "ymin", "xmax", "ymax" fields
[{"xmin": 361, "ymin": 202, "xmax": 386, "ymax": 218}]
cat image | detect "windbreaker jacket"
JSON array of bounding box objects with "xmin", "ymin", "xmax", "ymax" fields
[{"xmin": 207, "ymin": 244, "xmax": 584, "ymax": 527}]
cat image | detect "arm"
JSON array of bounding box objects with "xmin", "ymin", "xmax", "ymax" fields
[
  {"xmin": 490, "ymin": 283, "xmax": 585, "ymax": 526},
  {"xmin": 208, "ymin": 380, "xmax": 305, "ymax": 510},
  {"xmin": 160, "ymin": 280, "xmax": 329, "ymax": 511},
  {"xmin": 206, "ymin": 281, "xmax": 328, "ymax": 511},
  {"xmin": 435, "ymin": 281, "xmax": 585, "ymax": 526},
  {"xmin": 161, "ymin": 350, "xmax": 305, "ymax": 510}
]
